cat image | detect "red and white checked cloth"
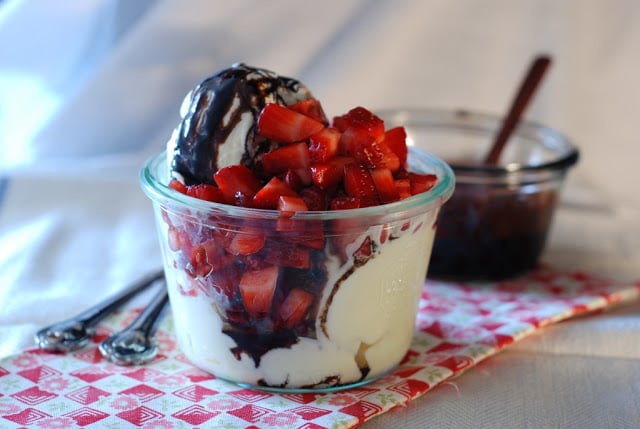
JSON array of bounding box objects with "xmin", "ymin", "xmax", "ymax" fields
[{"xmin": 1, "ymin": 267, "xmax": 638, "ymax": 428}]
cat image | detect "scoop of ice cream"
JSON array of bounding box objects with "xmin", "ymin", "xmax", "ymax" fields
[{"xmin": 167, "ymin": 63, "xmax": 314, "ymax": 185}]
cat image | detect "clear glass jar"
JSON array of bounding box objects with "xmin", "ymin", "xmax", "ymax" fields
[
  {"xmin": 380, "ymin": 108, "xmax": 579, "ymax": 280},
  {"xmin": 140, "ymin": 148, "xmax": 454, "ymax": 391}
]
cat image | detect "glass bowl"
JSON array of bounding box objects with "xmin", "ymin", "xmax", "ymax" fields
[
  {"xmin": 379, "ymin": 108, "xmax": 579, "ymax": 281},
  {"xmin": 140, "ymin": 148, "xmax": 454, "ymax": 392}
]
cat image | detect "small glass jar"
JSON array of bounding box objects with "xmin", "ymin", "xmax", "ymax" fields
[
  {"xmin": 140, "ymin": 148, "xmax": 453, "ymax": 392},
  {"xmin": 380, "ymin": 108, "xmax": 579, "ymax": 280}
]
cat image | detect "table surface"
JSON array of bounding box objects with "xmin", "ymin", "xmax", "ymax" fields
[{"xmin": 1, "ymin": 1, "xmax": 640, "ymax": 427}]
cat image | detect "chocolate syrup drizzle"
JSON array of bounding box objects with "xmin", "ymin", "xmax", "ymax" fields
[{"xmin": 169, "ymin": 63, "xmax": 312, "ymax": 185}]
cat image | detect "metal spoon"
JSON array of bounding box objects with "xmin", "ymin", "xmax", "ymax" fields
[
  {"xmin": 99, "ymin": 282, "xmax": 169, "ymax": 365},
  {"xmin": 35, "ymin": 270, "xmax": 164, "ymax": 352}
]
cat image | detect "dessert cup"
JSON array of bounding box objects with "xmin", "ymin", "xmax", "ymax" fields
[
  {"xmin": 379, "ymin": 108, "xmax": 579, "ymax": 280},
  {"xmin": 140, "ymin": 148, "xmax": 454, "ymax": 391}
]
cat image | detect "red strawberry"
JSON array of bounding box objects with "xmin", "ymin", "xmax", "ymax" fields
[
  {"xmin": 382, "ymin": 126, "xmax": 408, "ymax": 165},
  {"xmin": 263, "ymin": 240, "xmax": 311, "ymax": 269},
  {"xmin": 310, "ymin": 156, "xmax": 355, "ymax": 190},
  {"xmin": 278, "ymin": 288, "xmax": 314, "ymax": 328},
  {"xmin": 332, "ymin": 106, "xmax": 385, "ymax": 140},
  {"xmin": 277, "ymin": 195, "xmax": 309, "ymax": 232},
  {"xmin": 288, "ymin": 99, "xmax": 328, "ymax": 124},
  {"xmin": 299, "ymin": 186, "xmax": 329, "ymax": 211},
  {"xmin": 370, "ymin": 167, "xmax": 400, "ymax": 203},
  {"xmin": 169, "ymin": 179, "xmax": 187, "ymax": 194},
  {"xmin": 409, "ymin": 173, "xmax": 437, "ymax": 195},
  {"xmin": 394, "ymin": 178, "xmax": 412, "ymax": 200},
  {"xmin": 238, "ymin": 265, "xmax": 279, "ymax": 317},
  {"xmin": 257, "ymin": 103, "xmax": 324, "ymax": 143},
  {"xmin": 278, "ymin": 195, "xmax": 309, "ymax": 213},
  {"xmin": 225, "ymin": 229, "xmax": 266, "ymax": 255},
  {"xmin": 309, "ymin": 128, "xmax": 340, "ymax": 163},
  {"xmin": 253, "ymin": 176, "xmax": 298, "ymax": 209},
  {"xmin": 343, "ymin": 163, "xmax": 379, "ymax": 204},
  {"xmin": 186, "ymin": 183, "xmax": 225, "ymax": 202},
  {"xmin": 330, "ymin": 196, "xmax": 361, "ymax": 210},
  {"xmin": 214, "ymin": 165, "xmax": 262, "ymax": 206},
  {"xmin": 261, "ymin": 142, "xmax": 310, "ymax": 175}
]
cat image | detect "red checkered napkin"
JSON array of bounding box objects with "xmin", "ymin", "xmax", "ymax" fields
[{"xmin": 1, "ymin": 268, "xmax": 638, "ymax": 428}]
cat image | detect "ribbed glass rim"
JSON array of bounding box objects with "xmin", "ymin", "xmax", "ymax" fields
[
  {"xmin": 140, "ymin": 149, "xmax": 455, "ymax": 221},
  {"xmin": 377, "ymin": 107, "xmax": 580, "ymax": 176}
]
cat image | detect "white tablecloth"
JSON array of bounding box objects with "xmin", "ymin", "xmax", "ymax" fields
[{"xmin": 1, "ymin": 0, "xmax": 639, "ymax": 427}]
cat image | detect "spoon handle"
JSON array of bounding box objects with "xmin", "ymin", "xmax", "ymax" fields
[
  {"xmin": 35, "ymin": 270, "xmax": 164, "ymax": 352},
  {"xmin": 99, "ymin": 284, "xmax": 169, "ymax": 365}
]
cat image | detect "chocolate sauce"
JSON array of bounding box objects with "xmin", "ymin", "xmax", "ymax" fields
[
  {"xmin": 429, "ymin": 185, "xmax": 558, "ymax": 280},
  {"xmin": 169, "ymin": 63, "xmax": 312, "ymax": 185}
]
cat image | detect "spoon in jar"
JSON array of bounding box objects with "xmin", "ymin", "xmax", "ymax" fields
[
  {"xmin": 99, "ymin": 281, "xmax": 169, "ymax": 365},
  {"xmin": 35, "ymin": 270, "xmax": 164, "ymax": 353},
  {"xmin": 484, "ymin": 55, "xmax": 552, "ymax": 165}
]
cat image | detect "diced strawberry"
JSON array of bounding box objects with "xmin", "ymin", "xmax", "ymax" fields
[
  {"xmin": 329, "ymin": 196, "xmax": 361, "ymax": 210},
  {"xmin": 287, "ymin": 228, "xmax": 325, "ymax": 249},
  {"xmin": 370, "ymin": 167, "xmax": 400, "ymax": 203},
  {"xmin": 309, "ymin": 128, "xmax": 341, "ymax": 163},
  {"xmin": 299, "ymin": 186, "xmax": 329, "ymax": 211},
  {"xmin": 310, "ymin": 156, "xmax": 355, "ymax": 190},
  {"xmin": 408, "ymin": 173, "xmax": 438, "ymax": 195},
  {"xmin": 278, "ymin": 195, "xmax": 309, "ymax": 213},
  {"xmin": 186, "ymin": 183, "xmax": 225, "ymax": 202},
  {"xmin": 343, "ymin": 163, "xmax": 379, "ymax": 204},
  {"xmin": 394, "ymin": 178, "xmax": 412, "ymax": 200},
  {"xmin": 278, "ymin": 288, "xmax": 314, "ymax": 328},
  {"xmin": 263, "ymin": 240, "xmax": 311, "ymax": 269},
  {"xmin": 200, "ymin": 238, "xmax": 235, "ymax": 270},
  {"xmin": 214, "ymin": 165, "xmax": 263, "ymax": 207},
  {"xmin": 382, "ymin": 126, "xmax": 408, "ymax": 165},
  {"xmin": 257, "ymin": 103, "xmax": 324, "ymax": 143},
  {"xmin": 277, "ymin": 195, "xmax": 309, "ymax": 232},
  {"xmin": 261, "ymin": 142, "xmax": 310, "ymax": 175},
  {"xmin": 238, "ymin": 265, "xmax": 279, "ymax": 317},
  {"xmin": 288, "ymin": 98, "xmax": 328, "ymax": 125},
  {"xmin": 340, "ymin": 128, "xmax": 399, "ymax": 171},
  {"xmin": 187, "ymin": 245, "xmax": 212, "ymax": 278},
  {"xmin": 169, "ymin": 179, "xmax": 187, "ymax": 194},
  {"xmin": 353, "ymin": 236, "xmax": 374, "ymax": 265},
  {"xmin": 253, "ymin": 176, "xmax": 298, "ymax": 209},
  {"xmin": 225, "ymin": 229, "xmax": 266, "ymax": 255},
  {"xmin": 332, "ymin": 106, "xmax": 385, "ymax": 140}
]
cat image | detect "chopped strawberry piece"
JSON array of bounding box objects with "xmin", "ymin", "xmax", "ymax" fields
[
  {"xmin": 332, "ymin": 106, "xmax": 385, "ymax": 140},
  {"xmin": 394, "ymin": 178, "xmax": 412, "ymax": 200},
  {"xmin": 329, "ymin": 196, "xmax": 361, "ymax": 210},
  {"xmin": 310, "ymin": 156, "xmax": 355, "ymax": 190},
  {"xmin": 186, "ymin": 183, "xmax": 225, "ymax": 202},
  {"xmin": 370, "ymin": 167, "xmax": 400, "ymax": 203},
  {"xmin": 353, "ymin": 236, "xmax": 374, "ymax": 265},
  {"xmin": 340, "ymin": 128, "xmax": 399, "ymax": 171},
  {"xmin": 278, "ymin": 195, "xmax": 309, "ymax": 213},
  {"xmin": 263, "ymin": 240, "xmax": 311, "ymax": 269},
  {"xmin": 214, "ymin": 165, "xmax": 262, "ymax": 207},
  {"xmin": 261, "ymin": 142, "xmax": 310, "ymax": 175},
  {"xmin": 409, "ymin": 173, "xmax": 438, "ymax": 195},
  {"xmin": 309, "ymin": 128, "xmax": 341, "ymax": 163},
  {"xmin": 239, "ymin": 265, "xmax": 279, "ymax": 317},
  {"xmin": 382, "ymin": 126, "xmax": 408, "ymax": 165},
  {"xmin": 187, "ymin": 245, "xmax": 212, "ymax": 278},
  {"xmin": 277, "ymin": 195, "xmax": 309, "ymax": 231},
  {"xmin": 257, "ymin": 103, "xmax": 324, "ymax": 143},
  {"xmin": 225, "ymin": 229, "xmax": 266, "ymax": 256},
  {"xmin": 299, "ymin": 186, "xmax": 329, "ymax": 211},
  {"xmin": 278, "ymin": 288, "xmax": 314, "ymax": 328},
  {"xmin": 169, "ymin": 179, "xmax": 187, "ymax": 194},
  {"xmin": 343, "ymin": 163, "xmax": 379, "ymax": 204},
  {"xmin": 288, "ymin": 99, "xmax": 328, "ymax": 124},
  {"xmin": 253, "ymin": 176, "xmax": 298, "ymax": 209}
]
